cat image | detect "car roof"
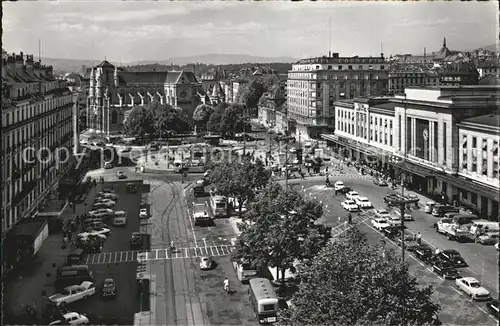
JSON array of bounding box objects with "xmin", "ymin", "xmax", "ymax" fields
[
  {"xmin": 201, "ymin": 256, "xmax": 211, "ymax": 260},
  {"xmin": 63, "ymin": 312, "xmax": 80, "ymax": 318},
  {"xmin": 461, "ymin": 277, "xmax": 478, "ymax": 282},
  {"xmin": 104, "ymin": 278, "xmax": 114, "ymax": 282},
  {"xmin": 443, "ymin": 249, "xmax": 459, "ymax": 254},
  {"xmin": 64, "ymin": 285, "xmax": 81, "ymax": 291},
  {"xmin": 357, "ymin": 197, "xmax": 369, "ymax": 200}
]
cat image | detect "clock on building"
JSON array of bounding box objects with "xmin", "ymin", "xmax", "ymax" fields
[
  {"xmin": 423, "ymin": 128, "xmax": 429, "ymax": 141},
  {"xmin": 180, "ymin": 91, "xmax": 187, "ymax": 97}
]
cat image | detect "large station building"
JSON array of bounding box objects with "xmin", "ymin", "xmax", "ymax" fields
[{"xmin": 321, "ymin": 85, "xmax": 499, "ymax": 219}]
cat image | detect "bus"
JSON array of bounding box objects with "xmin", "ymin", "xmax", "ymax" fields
[
  {"xmin": 210, "ymin": 193, "xmax": 228, "ymax": 218},
  {"xmin": 248, "ymin": 278, "xmax": 279, "ymax": 324},
  {"xmin": 193, "ymin": 180, "xmax": 205, "ymax": 197}
]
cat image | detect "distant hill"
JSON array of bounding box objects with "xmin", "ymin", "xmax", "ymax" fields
[
  {"xmin": 129, "ymin": 54, "xmax": 298, "ymax": 66},
  {"xmin": 473, "ymin": 44, "xmax": 498, "ymax": 52},
  {"xmin": 34, "ymin": 54, "xmax": 297, "ymax": 73}
]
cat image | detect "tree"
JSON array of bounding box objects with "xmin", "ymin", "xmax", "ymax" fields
[
  {"xmin": 123, "ymin": 101, "xmax": 190, "ymax": 138},
  {"xmin": 123, "ymin": 106, "xmax": 155, "ymax": 139},
  {"xmin": 206, "ymin": 111, "xmax": 222, "ymax": 134},
  {"xmin": 232, "ymin": 183, "xmax": 331, "ymax": 286},
  {"xmin": 153, "ymin": 102, "xmax": 190, "ymax": 135},
  {"xmin": 220, "ymin": 104, "xmax": 245, "ymax": 135},
  {"xmin": 192, "ymin": 104, "xmax": 214, "ymax": 130},
  {"xmin": 210, "ymin": 157, "xmax": 270, "ymax": 215},
  {"xmin": 278, "ymin": 228, "xmax": 440, "ymax": 326}
]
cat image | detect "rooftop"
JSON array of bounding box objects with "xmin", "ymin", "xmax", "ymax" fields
[{"xmin": 460, "ymin": 114, "xmax": 500, "ymax": 129}]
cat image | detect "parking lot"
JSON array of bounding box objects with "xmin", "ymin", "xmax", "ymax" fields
[{"xmin": 3, "ymin": 180, "xmax": 145, "ymax": 325}]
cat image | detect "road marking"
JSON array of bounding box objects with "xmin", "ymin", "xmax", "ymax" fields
[{"xmin": 184, "ymin": 187, "xmax": 197, "ymax": 243}]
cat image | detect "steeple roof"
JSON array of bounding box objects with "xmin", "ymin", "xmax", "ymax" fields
[{"xmin": 96, "ymin": 60, "xmax": 115, "ymax": 69}]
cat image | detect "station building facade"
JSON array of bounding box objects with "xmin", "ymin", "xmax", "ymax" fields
[{"xmin": 322, "ymin": 85, "xmax": 499, "ymax": 219}]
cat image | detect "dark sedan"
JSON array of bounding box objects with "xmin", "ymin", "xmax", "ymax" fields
[
  {"xmin": 102, "ymin": 278, "xmax": 116, "ymax": 297},
  {"xmin": 415, "ymin": 247, "xmax": 434, "ymax": 264},
  {"xmin": 439, "ymin": 249, "xmax": 468, "ymax": 268},
  {"xmin": 432, "ymin": 260, "xmax": 460, "ymax": 279},
  {"xmin": 487, "ymin": 299, "xmax": 499, "ymax": 318},
  {"xmin": 336, "ymin": 186, "xmax": 352, "ymax": 195}
]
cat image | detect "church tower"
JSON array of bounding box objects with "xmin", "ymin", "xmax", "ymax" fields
[{"xmin": 443, "ymin": 37, "xmax": 447, "ymax": 49}]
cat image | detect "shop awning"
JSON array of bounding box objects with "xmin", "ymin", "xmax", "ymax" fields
[
  {"xmin": 393, "ymin": 161, "xmax": 434, "ymax": 178},
  {"xmin": 437, "ymin": 173, "xmax": 499, "ymax": 201}
]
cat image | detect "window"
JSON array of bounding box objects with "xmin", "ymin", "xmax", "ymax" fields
[
  {"xmin": 471, "ymin": 193, "xmax": 477, "ymax": 205},
  {"xmin": 461, "ymin": 134, "xmax": 467, "ymax": 148},
  {"xmin": 462, "ymin": 153, "xmax": 468, "ymax": 169},
  {"xmin": 493, "ymin": 141, "xmax": 498, "ymax": 156},
  {"xmin": 472, "ymin": 137, "xmax": 477, "ymax": 148},
  {"xmin": 494, "ymin": 161, "xmax": 499, "ymax": 179},
  {"xmin": 338, "ymin": 65, "xmax": 342, "ymax": 70},
  {"xmin": 348, "ymin": 65, "xmax": 353, "ymax": 70},
  {"xmin": 482, "ymin": 159, "xmax": 488, "ymax": 176},
  {"xmin": 358, "ymin": 65, "xmax": 363, "ymax": 70},
  {"xmin": 482, "ymin": 139, "xmax": 487, "ymax": 151}
]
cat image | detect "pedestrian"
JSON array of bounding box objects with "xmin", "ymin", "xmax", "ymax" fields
[
  {"xmin": 434, "ymin": 247, "xmax": 441, "ymax": 256},
  {"xmin": 416, "ymin": 232, "xmax": 422, "ymax": 245},
  {"xmin": 348, "ymin": 212, "xmax": 352, "ymax": 224}
]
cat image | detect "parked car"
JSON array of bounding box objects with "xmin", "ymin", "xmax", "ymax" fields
[
  {"xmin": 97, "ymin": 193, "xmax": 118, "ymax": 201},
  {"xmin": 486, "ymin": 299, "xmax": 499, "ymax": 318},
  {"xmin": 341, "ymin": 200, "xmax": 359, "ymax": 212},
  {"xmin": 432, "ymin": 260, "xmax": 460, "ymax": 279},
  {"xmin": 100, "ymin": 188, "xmax": 115, "ymax": 194},
  {"xmin": 337, "ymin": 186, "xmax": 352, "ymax": 195},
  {"xmin": 104, "ymin": 162, "xmax": 113, "ymax": 169},
  {"xmin": 92, "ymin": 201, "xmax": 115, "ymax": 209},
  {"xmin": 88, "ymin": 208, "xmax": 114, "ymax": 218},
  {"xmin": 117, "ymin": 171, "xmax": 127, "ymax": 179},
  {"xmin": 78, "ymin": 228, "xmax": 111, "ymax": 239},
  {"xmin": 200, "ymin": 256, "xmax": 215, "ymax": 270},
  {"xmin": 455, "ymin": 277, "xmax": 491, "ymax": 301},
  {"xmin": 432, "ymin": 205, "xmax": 459, "ymax": 217},
  {"xmin": 346, "ymin": 191, "xmax": 360, "ymax": 201},
  {"xmin": 334, "ymin": 181, "xmax": 345, "ymax": 191},
  {"xmin": 375, "ymin": 209, "xmax": 391, "ymax": 219},
  {"xmin": 355, "ymin": 196, "xmax": 373, "ymax": 208},
  {"xmin": 101, "ymin": 278, "xmax": 116, "ymax": 297},
  {"xmin": 139, "ymin": 208, "xmax": 148, "ymax": 219},
  {"xmin": 383, "ymin": 194, "xmax": 403, "ymax": 206},
  {"xmin": 371, "ymin": 218, "xmax": 390, "ymax": 231},
  {"xmin": 393, "ymin": 209, "xmax": 414, "ymax": 221},
  {"xmin": 424, "ymin": 201, "xmax": 436, "ymax": 214},
  {"xmin": 49, "ymin": 282, "xmax": 96, "ymax": 307},
  {"xmin": 439, "ymin": 249, "xmax": 468, "ymax": 268},
  {"xmin": 381, "ymin": 225, "xmax": 402, "ymax": 240},
  {"xmin": 415, "ymin": 246, "xmax": 434, "ymax": 264},
  {"xmin": 475, "ymin": 232, "xmax": 500, "ymax": 245},
  {"xmin": 49, "ymin": 312, "xmax": 89, "ymax": 325}
]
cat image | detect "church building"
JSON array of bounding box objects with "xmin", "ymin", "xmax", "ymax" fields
[{"xmin": 86, "ymin": 60, "xmax": 201, "ymax": 134}]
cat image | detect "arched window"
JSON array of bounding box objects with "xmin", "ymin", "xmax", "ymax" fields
[{"xmin": 111, "ymin": 110, "xmax": 118, "ymax": 124}]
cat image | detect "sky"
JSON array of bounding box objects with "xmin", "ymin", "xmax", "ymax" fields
[{"xmin": 2, "ymin": 1, "xmax": 498, "ymax": 62}]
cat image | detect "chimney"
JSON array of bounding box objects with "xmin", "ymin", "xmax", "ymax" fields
[
  {"xmin": 34, "ymin": 61, "xmax": 42, "ymax": 76},
  {"xmin": 26, "ymin": 54, "xmax": 34, "ymax": 74},
  {"xmin": 15, "ymin": 52, "xmax": 24, "ymax": 73}
]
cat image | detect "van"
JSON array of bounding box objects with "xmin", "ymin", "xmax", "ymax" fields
[
  {"xmin": 193, "ymin": 203, "xmax": 211, "ymax": 226},
  {"xmin": 56, "ymin": 265, "xmax": 93, "ymax": 288},
  {"xmin": 233, "ymin": 260, "xmax": 258, "ymax": 282},
  {"xmin": 432, "ymin": 205, "xmax": 459, "ymax": 217},
  {"xmin": 113, "ymin": 211, "xmax": 127, "ymax": 226},
  {"xmin": 470, "ymin": 220, "xmax": 499, "ymax": 235},
  {"xmin": 452, "ymin": 214, "xmax": 481, "ymax": 226},
  {"xmin": 424, "ymin": 201, "xmax": 436, "ymax": 214}
]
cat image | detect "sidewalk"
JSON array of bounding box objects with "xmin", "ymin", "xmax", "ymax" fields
[{"xmin": 3, "ymin": 184, "xmax": 100, "ymax": 323}]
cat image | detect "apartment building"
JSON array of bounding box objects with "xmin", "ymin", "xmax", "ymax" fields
[
  {"xmin": 1, "ymin": 52, "xmax": 75, "ymax": 234},
  {"xmin": 322, "ymin": 85, "xmax": 499, "ymax": 219},
  {"xmin": 287, "ymin": 53, "xmax": 389, "ymax": 140}
]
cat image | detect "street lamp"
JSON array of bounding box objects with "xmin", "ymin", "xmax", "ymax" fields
[{"xmin": 385, "ymin": 180, "xmax": 419, "ymax": 263}]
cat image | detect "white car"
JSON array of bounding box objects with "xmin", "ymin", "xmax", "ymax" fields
[
  {"xmin": 104, "ymin": 162, "xmax": 113, "ymax": 169},
  {"xmin": 375, "ymin": 209, "xmax": 391, "ymax": 219},
  {"xmin": 49, "ymin": 282, "xmax": 96, "ymax": 307},
  {"xmin": 495, "ymin": 242, "xmax": 499, "ymax": 251},
  {"xmin": 346, "ymin": 191, "xmax": 359, "ymax": 201},
  {"xmin": 139, "ymin": 208, "xmax": 148, "ymax": 219},
  {"xmin": 97, "ymin": 193, "xmax": 118, "ymax": 201},
  {"xmin": 49, "ymin": 312, "xmax": 89, "ymax": 325},
  {"xmin": 78, "ymin": 227, "xmax": 111, "ymax": 239},
  {"xmin": 92, "ymin": 201, "xmax": 115, "ymax": 209},
  {"xmin": 455, "ymin": 277, "xmax": 491, "ymax": 301},
  {"xmin": 341, "ymin": 200, "xmax": 359, "ymax": 212},
  {"xmin": 355, "ymin": 196, "xmax": 372, "ymax": 208},
  {"xmin": 89, "ymin": 208, "xmax": 114, "ymax": 217},
  {"xmin": 334, "ymin": 181, "xmax": 345, "ymax": 191},
  {"xmin": 371, "ymin": 218, "xmax": 390, "ymax": 231}
]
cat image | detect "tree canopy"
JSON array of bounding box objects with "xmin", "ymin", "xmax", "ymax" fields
[
  {"xmin": 209, "ymin": 157, "xmax": 270, "ymax": 214},
  {"xmin": 205, "ymin": 103, "xmax": 246, "ymax": 136},
  {"xmin": 192, "ymin": 104, "xmax": 214, "ymax": 130},
  {"xmin": 232, "ymin": 182, "xmax": 331, "ymax": 285},
  {"xmin": 278, "ymin": 228, "xmax": 440, "ymax": 326},
  {"xmin": 236, "ymin": 75, "xmax": 282, "ymax": 110},
  {"xmin": 123, "ymin": 101, "xmax": 190, "ymax": 138}
]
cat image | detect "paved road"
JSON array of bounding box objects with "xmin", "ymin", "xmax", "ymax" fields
[{"xmin": 286, "ymin": 176, "xmax": 498, "ymax": 325}]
